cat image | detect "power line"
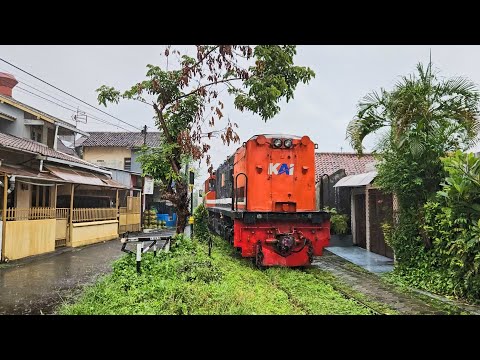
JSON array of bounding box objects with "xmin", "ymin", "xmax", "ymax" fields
[
  {"xmin": 16, "ymin": 79, "xmax": 136, "ymax": 131},
  {"xmin": 0, "ymin": 67, "xmax": 87, "ymax": 110},
  {"xmin": 16, "ymin": 86, "xmax": 77, "ymax": 112},
  {"xmin": 3, "ymin": 65, "xmax": 151, "ymax": 133},
  {"xmin": 14, "ymin": 86, "xmax": 134, "ymax": 132},
  {"xmin": 18, "ymin": 80, "xmax": 86, "ymax": 111},
  {"xmin": 0, "ymin": 57, "xmax": 142, "ymax": 131}
]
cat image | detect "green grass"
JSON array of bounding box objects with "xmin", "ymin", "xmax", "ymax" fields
[
  {"xmin": 59, "ymin": 235, "xmax": 375, "ymax": 315},
  {"xmin": 306, "ymin": 268, "xmax": 399, "ymax": 314},
  {"xmin": 381, "ymin": 272, "xmax": 472, "ymax": 315}
]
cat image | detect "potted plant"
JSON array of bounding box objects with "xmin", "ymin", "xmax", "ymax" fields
[{"xmin": 324, "ymin": 207, "xmax": 351, "ymax": 246}]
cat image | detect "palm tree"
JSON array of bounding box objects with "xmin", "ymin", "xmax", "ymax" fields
[{"xmin": 346, "ymin": 62, "xmax": 480, "ymax": 156}]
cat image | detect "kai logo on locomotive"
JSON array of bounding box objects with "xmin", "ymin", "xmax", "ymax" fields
[{"xmin": 268, "ymin": 163, "xmax": 294, "ymax": 175}]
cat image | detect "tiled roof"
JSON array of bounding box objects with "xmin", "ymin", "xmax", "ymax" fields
[
  {"xmin": 315, "ymin": 152, "xmax": 376, "ymax": 182},
  {"xmin": 0, "ymin": 132, "xmax": 99, "ymax": 168},
  {"xmin": 82, "ymin": 132, "xmax": 161, "ymax": 148}
]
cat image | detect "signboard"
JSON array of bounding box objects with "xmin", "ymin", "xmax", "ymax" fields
[{"xmin": 143, "ymin": 176, "xmax": 154, "ymax": 195}]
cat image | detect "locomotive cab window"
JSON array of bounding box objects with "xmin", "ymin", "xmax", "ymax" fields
[{"xmin": 209, "ymin": 179, "xmax": 215, "ymax": 191}]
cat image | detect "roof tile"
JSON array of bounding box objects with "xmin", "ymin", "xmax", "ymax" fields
[
  {"xmin": 315, "ymin": 152, "xmax": 376, "ymax": 181},
  {"xmin": 82, "ymin": 132, "xmax": 161, "ymax": 148},
  {"xmin": 0, "ymin": 132, "xmax": 99, "ymax": 168}
]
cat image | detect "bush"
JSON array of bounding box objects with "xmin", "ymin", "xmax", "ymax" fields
[
  {"xmin": 193, "ymin": 203, "xmax": 210, "ymax": 242},
  {"xmin": 388, "ymin": 151, "xmax": 480, "ymax": 302},
  {"xmin": 324, "ymin": 207, "xmax": 349, "ymax": 235},
  {"xmin": 420, "ymin": 151, "xmax": 480, "ymax": 300}
]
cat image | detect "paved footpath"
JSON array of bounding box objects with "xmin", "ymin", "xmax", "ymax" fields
[
  {"xmin": 0, "ymin": 240, "xmax": 123, "ymax": 315},
  {"xmin": 313, "ymin": 251, "xmax": 480, "ymax": 315}
]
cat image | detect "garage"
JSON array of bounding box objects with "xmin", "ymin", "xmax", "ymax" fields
[{"xmin": 335, "ymin": 171, "xmax": 395, "ymax": 259}]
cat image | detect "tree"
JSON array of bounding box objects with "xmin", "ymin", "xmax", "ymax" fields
[
  {"xmin": 347, "ymin": 62, "xmax": 480, "ymax": 158},
  {"xmin": 97, "ymin": 45, "xmax": 315, "ymax": 233},
  {"xmin": 346, "ymin": 61, "xmax": 480, "ymax": 260}
]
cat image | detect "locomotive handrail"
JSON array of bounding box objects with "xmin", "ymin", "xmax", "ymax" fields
[{"xmin": 234, "ymin": 172, "xmax": 248, "ymax": 211}]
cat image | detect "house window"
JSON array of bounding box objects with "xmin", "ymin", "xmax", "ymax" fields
[
  {"xmin": 24, "ymin": 111, "xmax": 37, "ymax": 120},
  {"xmin": 124, "ymin": 158, "xmax": 132, "ymax": 171},
  {"xmin": 30, "ymin": 127, "xmax": 42, "ymax": 143},
  {"xmin": 31, "ymin": 185, "xmax": 50, "ymax": 207}
]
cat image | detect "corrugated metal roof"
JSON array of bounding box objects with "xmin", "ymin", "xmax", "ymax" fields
[
  {"xmin": 0, "ymin": 163, "xmax": 65, "ymax": 182},
  {"xmin": 0, "ymin": 111, "xmax": 15, "ymax": 121},
  {"xmin": 45, "ymin": 165, "xmax": 127, "ymax": 189},
  {"xmin": 334, "ymin": 171, "xmax": 377, "ymax": 187},
  {"xmin": 82, "ymin": 132, "xmax": 161, "ymax": 148},
  {"xmin": 57, "ymin": 139, "xmax": 79, "ymax": 157}
]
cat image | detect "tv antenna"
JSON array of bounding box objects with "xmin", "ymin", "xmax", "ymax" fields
[
  {"xmin": 72, "ymin": 107, "xmax": 88, "ymax": 127},
  {"xmin": 71, "ymin": 107, "xmax": 87, "ymax": 148}
]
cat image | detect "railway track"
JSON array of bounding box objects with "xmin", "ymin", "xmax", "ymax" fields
[{"xmin": 302, "ymin": 268, "xmax": 384, "ymax": 315}]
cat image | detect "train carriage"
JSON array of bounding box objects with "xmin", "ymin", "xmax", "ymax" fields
[{"xmin": 204, "ymin": 134, "xmax": 330, "ymax": 267}]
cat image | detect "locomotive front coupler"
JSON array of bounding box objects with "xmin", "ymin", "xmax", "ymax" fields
[{"xmin": 264, "ymin": 229, "xmax": 305, "ymax": 243}]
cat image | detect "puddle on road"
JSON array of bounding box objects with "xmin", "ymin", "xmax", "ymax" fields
[{"xmin": 0, "ymin": 240, "xmax": 123, "ymax": 315}]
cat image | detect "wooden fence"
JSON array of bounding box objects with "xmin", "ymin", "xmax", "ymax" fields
[
  {"xmin": 5, "ymin": 207, "xmax": 56, "ymax": 221},
  {"xmin": 56, "ymin": 208, "xmax": 69, "ymax": 219},
  {"xmin": 72, "ymin": 208, "xmax": 117, "ymax": 222}
]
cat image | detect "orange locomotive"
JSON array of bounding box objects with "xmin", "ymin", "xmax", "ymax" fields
[{"xmin": 203, "ymin": 134, "xmax": 330, "ymax": 267}]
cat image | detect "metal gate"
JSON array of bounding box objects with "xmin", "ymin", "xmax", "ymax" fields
[
  {"xmin": 354, "ymin": 194, "xmax": 366, "ymax": 249},
  {"xmin": 368, "ymin": 189, "xmax": 394, "ymax": 258}
]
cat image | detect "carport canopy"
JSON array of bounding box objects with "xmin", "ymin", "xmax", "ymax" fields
[
  {"xmin": 333, "ymin": 171, "xmax": 377, "ymax": 188},
  {"xmin": 45, "ymin": 165, "xmax": 128, "ymax": 189}
]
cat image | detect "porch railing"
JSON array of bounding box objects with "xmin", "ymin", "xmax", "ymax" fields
[
  {"xmin": 72, "ymin": 208, "xmax": 117, "ymax": 222},
  {"xmin": 4, "ymin": 207, "xmax": 118, "ymax": 222},
  {"xmin": 56, "ymin": 208, "xmax": 69, "ymax": 219},
  {"xmin": 5, "ymin": 207, "xmax": 56, "ymax": 221}
]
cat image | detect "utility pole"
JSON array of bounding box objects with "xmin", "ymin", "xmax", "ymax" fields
[
  {"xmin": 142, "ymin": 125, "xmax": 147, "ymax": 146},
  {"xmin": 189, "ymin": 169, "xmax": 195, "ymax": 237},
  {"xmin": 141, "ymin": 125, "xmax": 147, "ymax": 227}
]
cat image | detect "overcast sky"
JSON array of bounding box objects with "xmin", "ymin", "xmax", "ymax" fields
[{"xmin": 1, "ymin": 45, "xmax": 480, "ymax": 183}]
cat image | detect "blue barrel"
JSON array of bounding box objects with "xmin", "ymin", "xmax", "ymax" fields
[
  {"xmin": 166, "ymin": 213, "xmax": 177, "ymax": 227},
  {"xmin": 157, "ymin": 214, "xmax": 169, "ymax": 222},
  {"xmin": 157, "ymin": 213, "xmax": 177, "ymax": 228}
]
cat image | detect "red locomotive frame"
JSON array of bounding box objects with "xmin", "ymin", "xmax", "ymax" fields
[{"xmin": 203, "ymin": 134, "xmax": 330, "ymax": 267}]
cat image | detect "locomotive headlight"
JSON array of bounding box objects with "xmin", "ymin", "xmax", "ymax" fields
[
  {"xmin": 284, "ymin": 139, "xmax": 293, "ymax": 148},
  {"xmin": 273, "ymin": 138, "xmax": 282, "ymax": 148}
]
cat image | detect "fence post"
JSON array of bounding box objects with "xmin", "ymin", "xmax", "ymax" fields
[
  {"xmin": 1, "ymin": 174, "xmax": 7, "ymax": 261},
  {"xmin": 69, "ymin": 184, "xmax": 74, "ymax": 246}
]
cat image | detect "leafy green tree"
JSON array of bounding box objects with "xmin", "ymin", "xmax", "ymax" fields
[
  {"xmin": 97, "ymin": 45, "xmax": 315, "ymax": 233},
  {"xmin": 346, "ymin": 61, "xmax": 480, "ymax": 259},
  {"xmin": 347, "ymin": 62, "xmax": 480, "ymax": 157}
]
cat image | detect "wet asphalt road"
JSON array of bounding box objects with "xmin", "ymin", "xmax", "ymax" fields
[{"xmin": 0, "ymin": 239, "xmax": 124, "ymax": 315}]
